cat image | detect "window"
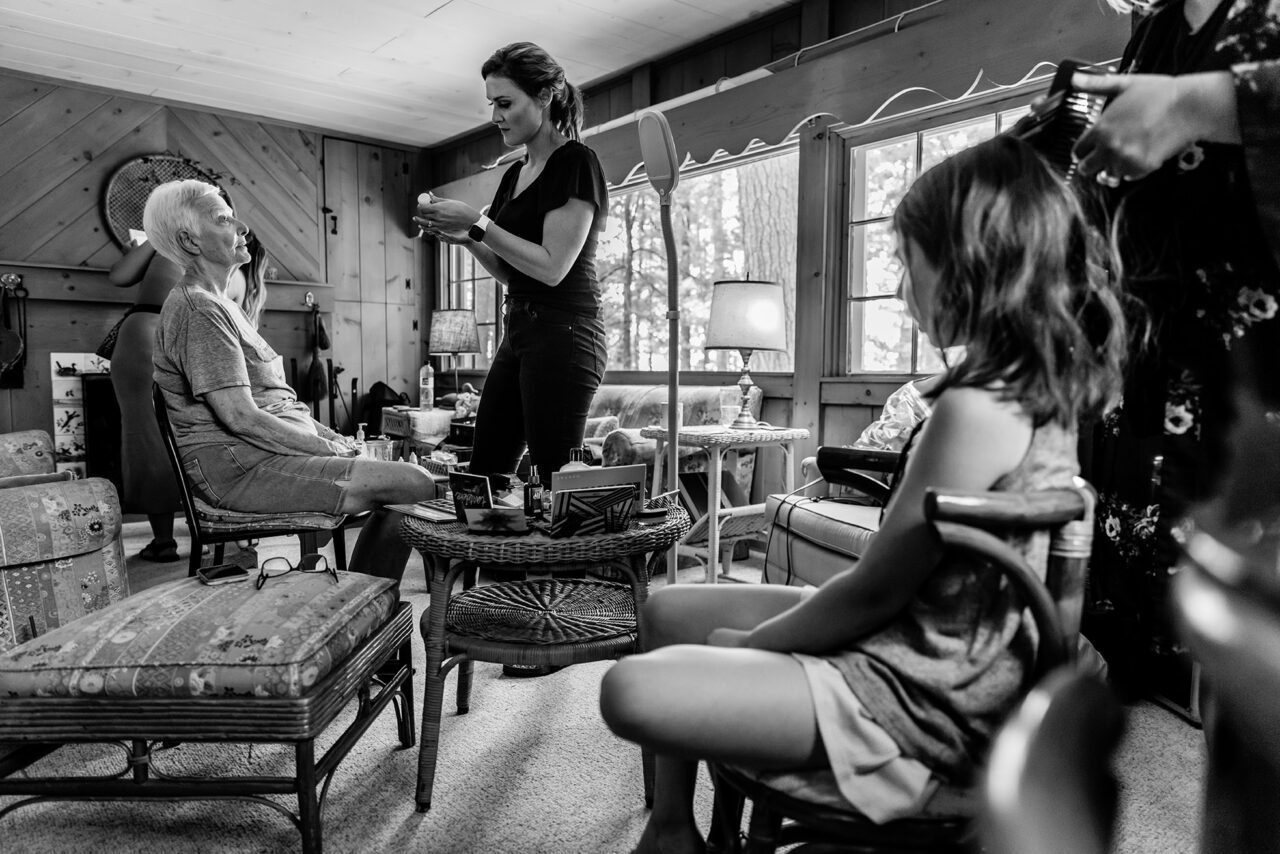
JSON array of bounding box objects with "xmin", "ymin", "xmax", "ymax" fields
[
  {"xmin": 846, "ymin": 107, "xmax": 1029, "ymax": 374},
  {"xmin": 436, "ymin": 142, "xmax": 800, "ymax": 377},
  {"xmin": 598, "ymin": 142, "xmax": 798, "ymax": 374},
  {"xmin": 439, "ymin": 245, "xmax": 497, "ymax": 370}
]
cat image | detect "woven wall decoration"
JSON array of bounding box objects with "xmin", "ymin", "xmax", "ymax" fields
[{"xmin": 102, "ymin": 154, "xmax": 227, "ymax": 248}]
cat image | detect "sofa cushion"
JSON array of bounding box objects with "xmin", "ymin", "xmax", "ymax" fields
[
  {"xmin": 0, "ymin": 572, "xmax": 398, "ymax": 699},
  {"xmin": 763, "ymin": 495, "xmax": 881, "ymax": 586},
  {"xmin": 584, "ymin": 414, "xmax": 619, "ymax": 439}
]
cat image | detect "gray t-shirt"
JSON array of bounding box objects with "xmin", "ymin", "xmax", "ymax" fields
[{"xmin": 153, "ymin": 285, "xmax": 318, "ymax": 450}]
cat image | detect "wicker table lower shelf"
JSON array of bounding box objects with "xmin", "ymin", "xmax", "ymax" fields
[{"xmin": 442, "ymin": 577, "xmax": 638, "ymax": 667}]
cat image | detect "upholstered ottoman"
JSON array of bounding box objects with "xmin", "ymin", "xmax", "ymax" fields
[{"xmin": 0, "ymin": 571, "xmax": 415, "ymax": 854}]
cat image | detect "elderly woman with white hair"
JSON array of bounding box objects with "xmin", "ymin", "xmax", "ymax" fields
[{"xmin": 147, "ymin": 179, "xmax": 434, "ymax": 579}]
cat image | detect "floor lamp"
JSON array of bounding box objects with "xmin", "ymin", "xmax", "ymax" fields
[
  {"xmin": 638, "ymin": 109, "xmax": 682, "ymax": 578},
  {"xmin": 428, "ymin": 309, "xmax": 481, "ymax": 395}
]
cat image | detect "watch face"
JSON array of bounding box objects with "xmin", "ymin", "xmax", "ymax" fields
[{"xmin": 468, "ymin": 223, "xmax": 485, "ymax": 242}]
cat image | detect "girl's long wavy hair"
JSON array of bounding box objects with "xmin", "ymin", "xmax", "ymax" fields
[
  {"xmin": 238, "ymin": 231, "xmax": 268, "ymax": 328},
  {"xmin": 893, "ymin": 135, "xmax": 1130, "ymax": 427},
  {"xmin": 482, "ymin": 42, "xmax": 584, "ymax": 141}
]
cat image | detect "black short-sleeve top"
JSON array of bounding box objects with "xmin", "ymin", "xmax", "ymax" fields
[{"xmin": 488, "ymin": 140, "xmax": 608, "ymax": 315}]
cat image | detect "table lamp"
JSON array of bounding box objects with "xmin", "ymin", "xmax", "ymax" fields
[
  {"xmin": 705, "ymin": 279, "xmax": 787, "ymax": 429},
  {"xmin": 428, "ymin": 309, "xmax": 481, "ymax": 395}
]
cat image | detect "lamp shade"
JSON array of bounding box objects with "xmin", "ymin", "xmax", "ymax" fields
[
  {"xmin": 428, "ymin": 309, "xmax": 481, "ymax": 355},
  {"xmin": 705, "ymin": 279, "xmax": 787, "ymax": 352}
]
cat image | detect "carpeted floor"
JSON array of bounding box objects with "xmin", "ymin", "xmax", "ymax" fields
[{"xmin": 0, "ymin": 520, "xmax": 1206, "ymax": 853}]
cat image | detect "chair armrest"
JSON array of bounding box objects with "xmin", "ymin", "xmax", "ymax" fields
[
  {"xmin": 0, "ymin": 471, "xmax": 75, "ymax": 489},
  {"xmin": 811, "ymin": 447, "xmax": 899, "ymax": 504},
  {"xmin": 926, "ymin": 488, "xmax": 1086, "ymax": 530}
]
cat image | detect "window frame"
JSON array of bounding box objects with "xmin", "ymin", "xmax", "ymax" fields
[{"xmin": 829, "ymin": 82, "xmax": 1042, "ymax": 381}]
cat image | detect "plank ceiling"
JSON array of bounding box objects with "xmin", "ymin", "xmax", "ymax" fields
[{"xmin": 0, "ymin": 0, "xmax": 796, "ymax": 147}]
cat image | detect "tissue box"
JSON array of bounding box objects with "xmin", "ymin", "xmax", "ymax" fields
[{"xmin": 382, "ymin": 407, "xmax": 453, "ymax": 442}]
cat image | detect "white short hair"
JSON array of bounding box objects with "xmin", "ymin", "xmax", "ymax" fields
[{"xmin": 142, "ymin": 180, "xmax": 222, "ymax": 267}]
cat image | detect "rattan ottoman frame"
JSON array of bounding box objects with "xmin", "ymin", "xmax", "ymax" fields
[
  {"xmin": 400, "ymin": 509, "xmax": 690, "ymax": 812},
  {"xmin": 0, "ymin": 602, "xmax": 416, "ymax": 854}
]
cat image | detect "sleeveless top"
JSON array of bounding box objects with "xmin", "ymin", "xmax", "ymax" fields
[{"xmin": 830, "ymin": 420, "xmax": 1079, "ymax": 781}]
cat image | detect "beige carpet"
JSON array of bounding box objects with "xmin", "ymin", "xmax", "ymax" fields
[{"xmin": 0, "ymin": 521, "xmax": 1205, "ymax": 853}]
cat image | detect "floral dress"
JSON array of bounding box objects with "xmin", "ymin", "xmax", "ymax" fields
[{"xmin": 1086, "ymin": 0, "xmax": 1280, "ymax": 687}]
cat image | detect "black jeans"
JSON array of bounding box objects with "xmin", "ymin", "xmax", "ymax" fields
[{"xmin": 467, "ymin": 298, "xmax": 607, "ymax": 482}]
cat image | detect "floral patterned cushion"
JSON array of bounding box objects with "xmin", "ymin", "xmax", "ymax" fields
[
  {"xmin": 0, "ymin": 477, "xmax": 129, "ymax": 651},
  {"xmin": 0, "ymin": 572, "xmax": 398, "ymax": 699},
  {"xmin": 192, "ymin": 495, "xmax": 344, "ymax": 534},
  {"xmin": 0, "ymin": 430, "xmax": 56, "ymax": 478}
]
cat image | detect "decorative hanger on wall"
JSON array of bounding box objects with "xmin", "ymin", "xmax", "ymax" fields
[{"xmin": 102, "ymin": 153, "xmax": 229, "ymax": 249}]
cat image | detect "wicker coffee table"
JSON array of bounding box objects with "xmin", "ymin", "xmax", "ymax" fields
[{"xmin": 399, "ymin": 508, "xmax": 690, "ymax": 812}]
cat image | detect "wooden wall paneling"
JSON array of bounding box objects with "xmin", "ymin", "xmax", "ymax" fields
[
  {"xmin": 330, "ymin": 298, "xmax": 364, "ymax": 424},
  {"xmin": 356, "ymin": 144, "xmax": 389, "ymax": 396},
  {"xmin": 356, "ymin": 144, "xmax": 387, "ymax": 305},
  {"xmin": 382, "ymin": 148, "xmax": 418, "ymax": 307},
  {"xmin": 383, "ymin": 302, "xmax": 418, "ymax": 405},
  {"xmin": 17, "ymin": 111, "xmax": 167, "ymax": 265},
  {"xmin": 0, "ymin": 75, "xmax": 53, "ymax": 127},
  {"xmin": 166, "ymin": 108, "xmax": 322, "ymax": 282},
  {"xmin": 322, "ymin": 138, "xmax": 362, "ymax": 299},
  {"xmin": 323, "ymin": 138, "xmax": 363, "ymax": 422},
  {"xmin": 0, "ymin": 96, "xmax": 162, "ymax": 237},
  {"xmin": 382, "ymin": 147, "xmax": 421, "ymax": 406},
  {"xmin": 821, "ymin": 403, "xmax": 878, "ymax": 449},
  {"xmin": 0, "ymin": 86, "xmax": 110, "ymax": 179}
]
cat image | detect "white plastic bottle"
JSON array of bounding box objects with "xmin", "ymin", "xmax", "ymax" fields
[
  {"xmin": 419, "ymin": 362, "xmax": 434, "ymax": 411},
  {"xmin": 559, "ymin": 446, "xmax": 591, "ymax": 472},
  {"xmin": 354, "ymin": 422, "xmax": 367, "ymax": 458}
]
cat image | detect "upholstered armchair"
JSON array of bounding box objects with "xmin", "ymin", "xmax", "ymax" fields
[{"xmin": 0, "ymin": 476, "xmax": 130, "ymax": 651}]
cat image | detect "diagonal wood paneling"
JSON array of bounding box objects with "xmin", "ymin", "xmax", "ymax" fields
[{"xmin": 166, "ymin": 108, "xmax": 322, "ymax": 282}]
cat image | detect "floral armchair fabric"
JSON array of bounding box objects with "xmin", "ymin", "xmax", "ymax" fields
[
  {"xmin": 0, "ymin": 429, "xmax": 63, "ymax": 489},
  {"xmin": 0, "ymin": 477, "xmax": 130, "ymax": 652}
]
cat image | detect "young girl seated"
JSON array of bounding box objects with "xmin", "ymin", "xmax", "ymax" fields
[{"xmin": 598, "ymin": 135, "xmax": 1129, "ymax": 854}]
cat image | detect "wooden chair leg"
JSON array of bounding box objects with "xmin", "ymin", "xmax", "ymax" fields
[
  {"xmin": 708, "ymin": 768, "xmax": 746, "ymax": 853},
  {"xmin": 333, "ymin": 526, "xmax": 347, "ymax": 573},
  {"xmin": 642, "ymin": 747, "xmax": 655, "ymax": 807},
  {"xmin": 742, "ymin": 801, "xmax": 783, "ymax": 854}
]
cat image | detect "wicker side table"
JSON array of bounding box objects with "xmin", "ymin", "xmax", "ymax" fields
[
  {"xmin": 399, "ymin": 508, "xmax": 689, "ymax": 812},
  {"xmin": 641, "ymin": 424, "xmax": 810, "ymax": 583}
]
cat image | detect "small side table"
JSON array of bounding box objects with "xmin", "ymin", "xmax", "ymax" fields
[
  {"xmin": 398, "ymin": 509, "xmax": 690, "ymax": 812},
  {"xmin": 639, "ymin": 424, "xmax": 810, "ymax": 583}
]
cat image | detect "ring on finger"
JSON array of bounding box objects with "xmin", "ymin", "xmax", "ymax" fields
[{"xmin": 1096, "ymin": 170, "xmax": 1122, "ymax": 188}]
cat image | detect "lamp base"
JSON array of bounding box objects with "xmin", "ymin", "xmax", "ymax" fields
[{"xmin": 728, "ymin": 349, "xmax": 759, "ymax": 430}]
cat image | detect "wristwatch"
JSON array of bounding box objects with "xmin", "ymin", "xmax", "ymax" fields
[{"xmin": 468, "ymin": 213, "xmax": 491, "ymax": 243}]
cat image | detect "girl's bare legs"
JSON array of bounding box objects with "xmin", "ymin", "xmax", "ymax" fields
[{"xmin": 600, "ymin": 585, "xmax": 825, "ymax": 854}]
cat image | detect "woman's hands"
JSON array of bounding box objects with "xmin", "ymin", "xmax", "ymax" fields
[
  {"xmin": 1072, "ymin": 70, "xmax": 1240, "ymax": 185},
  {"xmin": 414, "ymin": 193, "xmax": 479, "ymax": 244}
]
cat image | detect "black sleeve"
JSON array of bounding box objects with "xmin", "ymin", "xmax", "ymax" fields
[{"xmin": 537, "ymin": 142, "xmax": 608, "ymax": 231}]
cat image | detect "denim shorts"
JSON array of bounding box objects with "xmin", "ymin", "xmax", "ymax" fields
[{"xmin": 183, "ymin": 442, "xmax": 357, "ymax": 516}]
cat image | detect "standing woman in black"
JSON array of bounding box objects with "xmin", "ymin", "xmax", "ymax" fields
[{"xmin": 416, "ymin": 42, "xmax": 609, "ymax": 481}]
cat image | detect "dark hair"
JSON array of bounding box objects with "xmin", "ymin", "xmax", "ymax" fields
[
  {"xmin": 893, "ymin": 135, "xmax": 1129, "ymax": 427},
  {"xmin": 481, "ymin": 42, "xmax": 584, "ymax": 141}
]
